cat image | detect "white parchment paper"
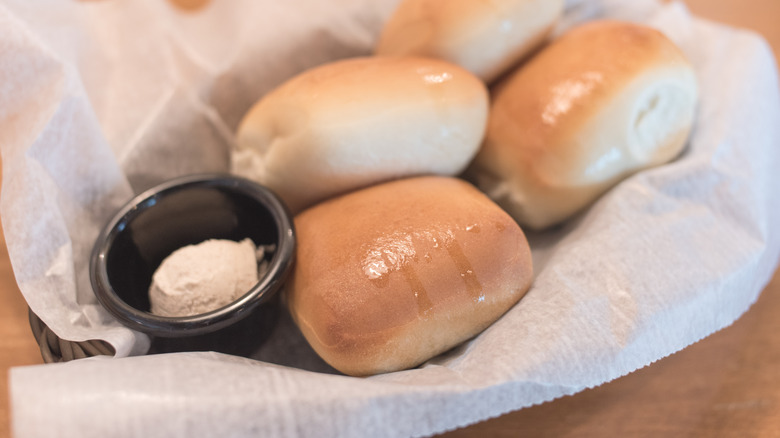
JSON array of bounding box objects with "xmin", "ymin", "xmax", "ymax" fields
[{"xmin": 3, "ymin": 0, "xmax": 780, "ymax": 437}]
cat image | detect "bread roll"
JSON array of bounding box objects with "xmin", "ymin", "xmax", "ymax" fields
[
  {"xmin": 467, "ymin": 20, "xmax": 698, "ymax": 230},
  {"xmin": 288, "ymin": 176, "xmax": 533, "ymax": 376},
  {"xmin": 232, "ymin": 56, "xmax": 488, "ymax": 213},
  {"xmin": 375, "ymin": 0, "xmax": 564, "ymax": 83}
]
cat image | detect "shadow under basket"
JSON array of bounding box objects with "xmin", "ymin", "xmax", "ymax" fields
[{"xmin": 28, "ymin": 308, "xmax": 115, "ymax": 363}]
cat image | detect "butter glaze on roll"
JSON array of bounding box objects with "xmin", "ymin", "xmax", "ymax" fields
[
  {"xmin": 467, "ymin": 20, "xmax": 698, "ymax": 230},
  {"xmin": 232, "ymin": 57, "xmax": 488, "ymax": 213},
  {"xmin": 288, "ymin": 176, "xmax": 533, "ymax": 376},
  {"xmin": 375, "ymin": 0, "xmax": 564, "ymax": 83}
]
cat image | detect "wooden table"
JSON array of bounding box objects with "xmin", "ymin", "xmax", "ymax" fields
[{"xmin": 1, "ymin": 1, "xmax": 779, "ymax": 436}]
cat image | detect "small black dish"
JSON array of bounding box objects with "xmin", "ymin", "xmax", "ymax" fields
[{"xmin": 89, "ymin": 174, "xmax": 295, "ymax": 338}]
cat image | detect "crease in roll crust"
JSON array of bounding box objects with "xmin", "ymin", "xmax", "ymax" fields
[
  {"xmin": 467, "ymin": 20, "xmax": 699, "ymax": 229},
  {"xmin": 288, "ymin": 176, "xmax": 533, "ymax": 376},
  {"xmin": 375, "ymin": 0, "xmax": 565, "ymax": 83},
  {"xmin": 232, "ymin": 56, "xmax": 488, "ymax": 213}
]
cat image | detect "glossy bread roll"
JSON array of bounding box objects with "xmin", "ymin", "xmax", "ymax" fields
[
  {"xmin": 375, "ymin": 0, "xmax": 564, "ymax": 83},
  {"xmin": 467, "ymin": 20, "xmax": 698, "ymax": 229},
  {"xmin": 232, "ymin": 56, "xmax": 488, "ymax": 213},
  {"xmin": 289, "ymin": 176, "xmax": 533, "ymax": 376}
]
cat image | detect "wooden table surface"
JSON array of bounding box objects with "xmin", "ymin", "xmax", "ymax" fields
[{"xmin": 2, "ymin": 1, "xmax": 779, "ymax": 437}]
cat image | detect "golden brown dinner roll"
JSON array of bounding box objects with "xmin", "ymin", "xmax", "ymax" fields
[
  {"xmin": 288, "ymin": 176, "xmax": 533, "ymax": 376},
  {"xmin": 232, "ymin": 56, "xmax": 488, "ymax": 213},
  {"xmin": 375, "ymin": 0, "xmax": 564, "ymax": 83},
  {"xmin": 467, "ymin": 20, "xmax": 698, "ymax": 230}
]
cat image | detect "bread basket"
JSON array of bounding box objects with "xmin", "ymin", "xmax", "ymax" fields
[{"xmin": 28, "ymin": 308, "xmax": 114, "ymax": 363}]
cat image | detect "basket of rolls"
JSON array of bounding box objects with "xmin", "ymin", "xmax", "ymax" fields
[{"xmin": 3, "ymin": 0, "xmax": 779, "ymax": 436}]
